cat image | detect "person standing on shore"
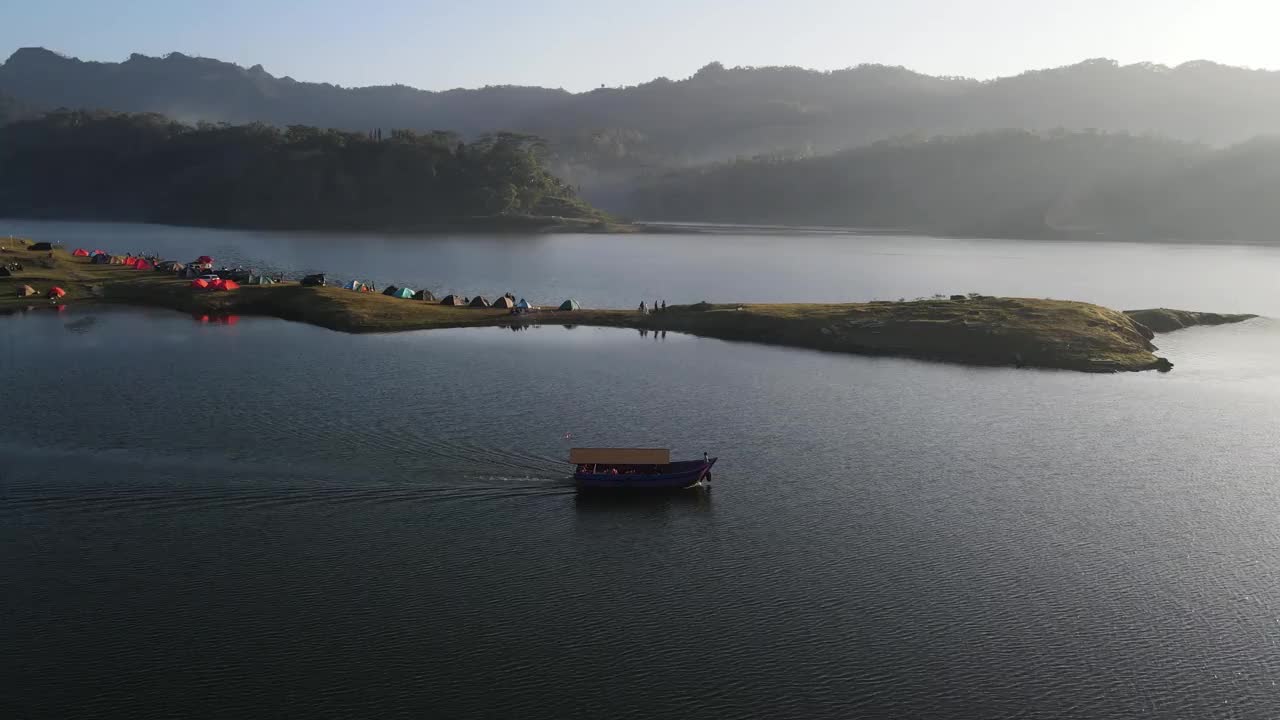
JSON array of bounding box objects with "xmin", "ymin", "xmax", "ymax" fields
[{"xmin": 639, "ymin": 301, "xmax": 646, "ymax": 314}]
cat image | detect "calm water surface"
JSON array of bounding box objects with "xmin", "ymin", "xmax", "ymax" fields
[
  {"xmin": 5, "ymin": 218, "xmax": 1280, "ymax": 313},
  {"xmin": 5, "ymin": 307, "xmax": 1280, "ymax": 718}
]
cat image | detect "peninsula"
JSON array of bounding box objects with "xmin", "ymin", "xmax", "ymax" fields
[{"xmin": 0, "ymin": 241, "xmax": 1257, "ymax": 373}]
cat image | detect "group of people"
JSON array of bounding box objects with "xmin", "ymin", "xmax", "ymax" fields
[{"xmin": 638, "ymin": 300, "xmax": 668, "ymax": 314}]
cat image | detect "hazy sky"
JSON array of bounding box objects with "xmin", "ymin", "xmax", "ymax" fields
[{"xmin": 4, "ymin": 0, "xmax": 1277, "ymax": 91}]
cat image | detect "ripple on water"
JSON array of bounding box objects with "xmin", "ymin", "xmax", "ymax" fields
[{"xmin": 6, "ymin": 309, "xmax": 1280, "ymax": 719}]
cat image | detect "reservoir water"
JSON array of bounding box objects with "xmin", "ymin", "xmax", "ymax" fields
[{"xmin": 6, "ymin": 220, "xmax": 1280, "ymax": 718}]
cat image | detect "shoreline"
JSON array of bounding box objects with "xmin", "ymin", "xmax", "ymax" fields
[{"xmin": 0, "ymin": 242, "xmax": 1256, "ymax": 374}]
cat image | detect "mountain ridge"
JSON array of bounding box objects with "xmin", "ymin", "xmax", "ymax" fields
[{"xmin": 9, "ymin": 47, "xmax": 1280, "ymax": 207}]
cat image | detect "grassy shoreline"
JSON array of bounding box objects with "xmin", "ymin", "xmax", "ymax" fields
[{"xmin": 0, "ymin": 242, "xmax": 1255, "ymax": 373}]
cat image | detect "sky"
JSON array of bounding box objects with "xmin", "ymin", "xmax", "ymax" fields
[{"xmin": 4, "ymin": 0, "xmax": 1280, "ymax": 91}]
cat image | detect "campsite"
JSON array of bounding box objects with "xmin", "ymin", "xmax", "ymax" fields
[{"xmin": 0, "ymin": 237, "xmax": 595, "ymax": 333}]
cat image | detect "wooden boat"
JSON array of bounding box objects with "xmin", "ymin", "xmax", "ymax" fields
[{"xmin": 571, "ymin": 447, "xmax": 717, "ymax": 491}]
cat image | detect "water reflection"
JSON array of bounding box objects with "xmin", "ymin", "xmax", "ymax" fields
[
  {"xmin": 573, "ymin": 489, "xmax": 714, "ymax": 517},
  {"xmin": 62, "ymin": 316, "xmax": 98, "ymax": 333},
  {"xmin": 192, "ymin": 313, "xmax": 241, "ymax": 326}
]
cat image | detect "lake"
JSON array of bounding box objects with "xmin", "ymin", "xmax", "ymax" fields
[
  {"xmin": 6, "ymin": 218, "xmax": 1280, "ymax": 313},
  {"xmin": 5, "ymin": 301, "xmax": 1280, "ymax": 718}
]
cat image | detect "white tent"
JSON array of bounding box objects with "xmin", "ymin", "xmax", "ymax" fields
[{"xmin": 516, "ymin": 299, "xmax": 536, "ymax": 310}]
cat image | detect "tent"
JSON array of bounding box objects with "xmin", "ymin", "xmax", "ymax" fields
[
  {"xmin": 301, "ymin": 273, "xmax": 325, "ymax": 287},
  {"xmin": 191, "ymin": 279, "xmax": 210, "ymax": 289},
  {"xmin": 468, "ymin": 295, "xmax": 491, "ymax": 308},
  {"xmin": 157, "ymin": 261, "xmax": 184, "ymax": 272},
  {"xmin": 439, "ymin": 294, "xmax": 466, "ymax": 306},
  {"xmin": 16, "ymin": 285, "xmax": 36, "ymax": 297},
  {"xmin": 109, "ymin": 255, "xmax": 127, "ymax": 265},
  {"xmin": 389, "ymin": 287, "xmax": 415, "ymax": 299},
  {"xmin": 132, "ymin": 259, "xmax": 154, "ymax": 270},
  {"xmin": 414, "ymin": 290, "xmax": 436, "ymax": 301},
  {"xmin": 72, "ymin": 248, "xmax": 89, "ymax": 257},
  {"xmin": 491, "ymin": 296, "xmax": 515, "ymax": 309},
  {"xmin": 246, "ymin": 275, "xmax": 276, "ymax": 285},
  {"xmin": 382, "ymin": 285, "xmax": 400, "ymax": 296},
  {"xmin": 196, "ymin": 255, "xmax": 214, "ymax": 265},
  {"xmin": 344, "ymin": 280, "xmax": 366, "ymax": 291},
  {"xmin": 29, "ymin": 242, "xmax": 52, "ymax": 252},
  {"xmin": 558, "ymin": 299, "xmax": 581, "ymax": 311},
  {"xmin": 0, "ymin": 267, "xmax": 9, "ymax": 278},
  {"xmin": 516, "ymin": 299, "xmax": 536, "ymax": 310},
  {"xmin": 91, "ymin": 249, "xmax": 107, "ymax": 256},
  {"xmin": 47, "ymin": 286, "xmax": 66, "ymax": 298},
  {"xmin": 215, "ymin": 280, "xmax": 240, "ymax": 291},
  {"xmin": 91, "ymin": 253, "xmax": 111, "ymax": 264}
]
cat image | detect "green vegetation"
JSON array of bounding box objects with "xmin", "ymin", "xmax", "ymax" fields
[
  {"xmin": 1123, "ymin": 308, "xmax": 1258, "ymax": 333},
  {"xmin": 0, "ymin": 110, "xmax": 620, "ymax": 231},
  {"xmin": 7, "ymin": 241, "xmax": 1245, "ymax": 374},
  {"xmin": 626, "ymin": 130, "xmax": 1264, "ymax": 238}
]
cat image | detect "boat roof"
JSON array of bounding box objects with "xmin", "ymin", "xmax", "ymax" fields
[{"xmin": 570, "ymin": 448, "xmax": 670, "ymax": 465}]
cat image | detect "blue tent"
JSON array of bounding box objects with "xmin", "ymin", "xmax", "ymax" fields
[{"xmin": 344, "ymin": 280, "xmax": 365, "ymax": 291}]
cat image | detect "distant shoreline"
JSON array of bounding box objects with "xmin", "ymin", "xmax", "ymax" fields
[{"xmin": 10, "ymin": 214, "xmax": 1280, "ymax": 247}]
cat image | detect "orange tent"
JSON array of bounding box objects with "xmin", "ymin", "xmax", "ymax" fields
[
  {"xmin": 215, "ymin": 280, "xmax": 240, "ymax": 291},
  {"xmin": 190, "ymin": 279, "xmax": 210, "ymax": 289},
  {"xmin": 72, "ymin": 248, "xmax": 89, "ymax": 257}
]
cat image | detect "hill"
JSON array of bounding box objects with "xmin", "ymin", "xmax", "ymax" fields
[
  {"xmin": 9, "ymin": 49, "xmax": 1280, "ymax": 203},
  {"xmin": 624, "ymin": 130, "xmax": 1280, "ymax": 241},
  {"xmin": 0, "ymin": 110, "xmax": 613, "ymax": 231}
]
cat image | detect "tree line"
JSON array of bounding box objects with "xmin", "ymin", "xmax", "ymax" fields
[
  {"xmin": 0, "ymin": 110, "xmax": 605, "ymax": 229},
  {"xmin": 624, "ymin": 130, "xmax": 1280, "ymax": 241}
]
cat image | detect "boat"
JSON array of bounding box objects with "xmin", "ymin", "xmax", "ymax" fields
[{"xmin": 571, "ymin": 447, "xmax": 717, "ymax": 491}]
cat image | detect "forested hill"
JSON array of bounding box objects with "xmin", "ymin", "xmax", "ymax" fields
[
  {"xmin": 0, "ymin": 110, "xmax": 610, "ymax": 231},
  {"xmin": 0, "ymin": 91, "xmax": 35, "ymax": 124},
  {"xmin": 9, "ymin": 48, "xmax": 1280, "ymax": 179},
  {"xmin": 625, "ymin": 131, "xmax": 1280, "ymax": 242}
]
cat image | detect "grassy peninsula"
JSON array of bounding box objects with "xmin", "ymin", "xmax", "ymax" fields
[{"xmin": 1, "ymin": 241, "xmax": 1256, "ymax": 373}]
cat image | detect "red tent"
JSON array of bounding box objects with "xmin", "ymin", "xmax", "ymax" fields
[
  {"xmin": 91, "ymin": 249, "xmax": 107, "ymax": 256},
  {"xmin": 215, "ymin": 280, "xmax": 240, "ymax": 291},
  {"xmin": 196, "ymin": 255, "xmax": 214, "ymax": 264},
  {"xmin": 72, "ymin": 248, "xmax": 89, "ymax": 257},
  {"xmin": 132, "ymin": 259, "xmax": 154, "ymax": 270},
  {"xmin": 190, "ymin": 279, "xmax": 210, "ymax": 289},
  {"xmin": 47, "ymin": 286, "xmax": 66, "ymax": 298}
]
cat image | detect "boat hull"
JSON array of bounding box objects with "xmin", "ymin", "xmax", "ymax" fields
[{"xmin": 574, "ymin": 458, "xmax": 716, "ymax": 491}]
